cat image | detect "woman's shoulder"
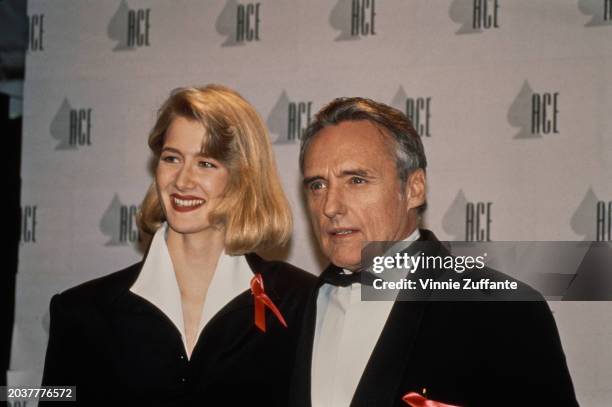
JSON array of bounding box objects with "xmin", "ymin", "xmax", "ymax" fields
[
  {"xmin": 52, "ymin": 262, "xmax": 143, "ymax": 309},
  {"xmin": 245, "ymin": 253, "xmax": 317, "ymax": 292}
]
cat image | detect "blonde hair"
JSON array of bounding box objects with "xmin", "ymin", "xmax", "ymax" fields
[{"xmin": 138, "ymin": 85, "xmax": 292, "ymax": 254}]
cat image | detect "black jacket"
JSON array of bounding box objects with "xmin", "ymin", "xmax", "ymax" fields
[
  {"xmin": 290, "ymin": 230, "xmax": 579, "ymax": 407},
  {"xmin": 42, "ymin": 253, "xmax": 316, "ymax": 406}
]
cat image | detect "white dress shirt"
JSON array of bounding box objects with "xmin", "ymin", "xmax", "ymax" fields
[
  {"xmin": 311, "ymin": 229, "xmax": 420, "ymax": 407},
  {"xmin": 130, "ymin": 223, "xmax": 253, "ymax": 358}
]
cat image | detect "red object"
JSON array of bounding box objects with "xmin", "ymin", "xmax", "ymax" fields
[
  {"xmin": 250, "ymin": 274, "xmax": 288, "ymax": 332},
  {"xmin": 402, "ymin": 392, "xmax": 461, "ymax": 407}
]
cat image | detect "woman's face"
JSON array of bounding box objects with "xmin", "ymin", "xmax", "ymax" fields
[{"xmin": 156, "ymin": 116, "xmax": 230, "ymax": 238}]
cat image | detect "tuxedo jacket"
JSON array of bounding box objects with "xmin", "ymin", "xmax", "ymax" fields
[
  {"xmin": 290, "ymin": 230, "xmax": 579, "ymax": 407},
  {"xmin": 41, "ymin": 253, "xmax": 316, "ymax": 406}
]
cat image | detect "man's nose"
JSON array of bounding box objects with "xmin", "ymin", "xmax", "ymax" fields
[
  {"xmin": 175, "ymin": 164, "xmax": 196, "ymax": 190},
  {"xmin": 322, "ymin": 184, "xmax": 346, "ymax": 219}
]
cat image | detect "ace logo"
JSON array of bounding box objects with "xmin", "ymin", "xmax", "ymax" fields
[
  {"xmin": 442, "ymin": 191, "xmax": 493, "ymax": 242},
  {"xmin": 217, "ymin": 1, "xmax": 261, "ymax": 46},
  {"xmin": 571, "ymin": 188, "xmax": 611, "ymax": 241},
  {"xmin": 472, "ymin": 0, "xmax": 499, "ymax": 30},
  {"xmin": 531, "ymin": 92, "xmax": 559, "ymax": 136},
  {"xmin": 450, "ymin": 0, "xmax": 500, "ymax": 34},
  {"xmin": 350, "ymin": 0, "xmax": 376, "ymax": 37},
  {"xmin": 465, "ymin": 202, "xmax": 493, "ymax": 242},
  {"xmin": 578, "ymin": 0, "xmax": 612, "ymax": 26},
  {"xmin": 100, "ymin": 194, "xmax": 140, "ymax": 246},
  {"xmin": 108, "ymin": 0, "xmax": 151, "ymax": 51},
  {"xmin": 268, "ymin": 91, "xmax": 314, "ymax": 144},
  {"xmin": 236, "ymin": 3, "xmax": 261, "ymax": 42},
  {"xmin": 330, "ymin": 0, "xmax": 376, "ymax": 40},
  {"xmin": 508, "ymin": 81, "xmax": 560, "ymax": 139},
  {"xmin": 391, "ymin": 87, "xmax": 432, "ymax": 137},
  {"xmin": 28, "ymin": 14, "xmax": 45, "ymax": 52},
  {"xmin": 21, "ymin": 205, "xmax": 38, "ymax": 243},
  {"xmin": 405, "ymin": 97, "xmax": 432, "ymax": 138},
  {"xmin": 50, "ymin": 99, "xmax": 94, "ymax": 150},
  {"xmin": 597, "ymin": 201, "xmax": 611, "ymax": 242}
]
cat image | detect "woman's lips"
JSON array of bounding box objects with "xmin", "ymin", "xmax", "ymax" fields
[{"xmin": 170, "ymin": 194, "xmax": 205, "ymax": 212}]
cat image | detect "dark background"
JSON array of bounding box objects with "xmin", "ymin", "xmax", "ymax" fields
[{"xmin": 1, "ymin": 0, "xmax": 27, "ymax": 399}]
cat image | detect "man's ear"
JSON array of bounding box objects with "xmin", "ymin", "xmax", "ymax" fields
[{"xmin": 405, "ymin": 169, "xmax": 426, "ymax": 210}]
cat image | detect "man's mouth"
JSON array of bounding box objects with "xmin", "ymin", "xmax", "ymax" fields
[
  {"xmin": 329, "ymin": 228, "xmax": 359, "ymax": 237},
  {"xmin": 170, "ymin": 194, "xmax": 205, "ymax": 212}
]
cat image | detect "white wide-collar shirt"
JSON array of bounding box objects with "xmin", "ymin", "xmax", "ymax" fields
[
  {"xmin": 311, "ymin": 229, "xmax": 420, "ymax": 407},
  {"xmin": 130, "ymin": 223, "xmax": 253, "ymax": 357}
]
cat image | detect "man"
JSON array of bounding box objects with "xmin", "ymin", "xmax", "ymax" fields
[{"xmin": 290, "ymin": 97, "xmax": 578, "ymax": 406}]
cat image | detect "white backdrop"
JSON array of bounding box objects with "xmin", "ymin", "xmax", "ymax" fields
[{"xmin": 12, "ymin": 0, "xmax": 612, "ymax": 405}]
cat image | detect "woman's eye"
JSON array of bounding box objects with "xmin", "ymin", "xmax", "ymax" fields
[
  {"xmin": 161, "ymin": 155, "xmax": 179, "ymax": 163},
  {"xmin": 199, "ymin": 161, "xmax": 216, "ymax": 168}
]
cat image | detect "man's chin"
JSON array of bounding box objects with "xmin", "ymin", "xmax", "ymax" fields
[
  {"xmin": 324, "ymin": 245, "xmax": 362, "ymax": 270},
  {"xmin": 329, "ymin": 257, "xmax": 361, "ymax": 271}
]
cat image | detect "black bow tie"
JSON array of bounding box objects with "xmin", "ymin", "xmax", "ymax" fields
[{"xmin": 321, "ymin": 267, "xmax": 376, "ymax": 287}]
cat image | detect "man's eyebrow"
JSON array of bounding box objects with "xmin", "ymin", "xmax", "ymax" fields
[
  {"xmin": 303, "ymin": 175, "xmax": 324, "ymax": 187},
  {"xmin": 302, "ymin": 169, "xmax": 373, "ymax": 186},
  {"xmin": 340, "ymin": 169, "xmax": 372, "ymax": 178}
]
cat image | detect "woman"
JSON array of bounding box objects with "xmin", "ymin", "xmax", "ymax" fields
[{"xmin": 42, "ymin": 85, "xmax": 315, "ymax": 406}]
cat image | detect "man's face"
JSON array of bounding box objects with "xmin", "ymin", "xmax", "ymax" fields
[{"xmin": 303, "ymin": 120, "xmax": 425, "ymax": 271}]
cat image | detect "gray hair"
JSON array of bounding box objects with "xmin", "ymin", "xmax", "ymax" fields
[{"xmin": 299, "ymin": 97, "xmax": 427, "ymax": 184}]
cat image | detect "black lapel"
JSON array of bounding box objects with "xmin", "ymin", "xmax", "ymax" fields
[
  {"xmin": 101, "ymin": 263, "xmax": 189, "ymax": 382},
  {"xmin": 107, "ymin": 262, "xmax": 150, "ymax": 313},
  {"xmin": 108, "ymin": 262, "xmax": 187, "ymax": 343},
  {"xmin": 350, "ymin": 301, "xmax": 428, "ymax": 406},
  {"xmin": 288, "ymin": 266, "xmax": 332, "ymax": 407},
  {"xmin": 350, "ymin": 230, "xmax": 447, "ymax": 407}
]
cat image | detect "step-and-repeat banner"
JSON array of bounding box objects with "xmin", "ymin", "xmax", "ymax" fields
[{"xmin": 13, "ymin": 0, "xmax": 612, "ymax": 405}]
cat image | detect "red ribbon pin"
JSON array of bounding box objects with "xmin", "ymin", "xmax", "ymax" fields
[
  {"xmin": 250, "ymin": 273, "xmax": 288, "ymax": 332},
  {"xmin": 402, "ymin": 390, "xmax": 461, "ymax": 407}
]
